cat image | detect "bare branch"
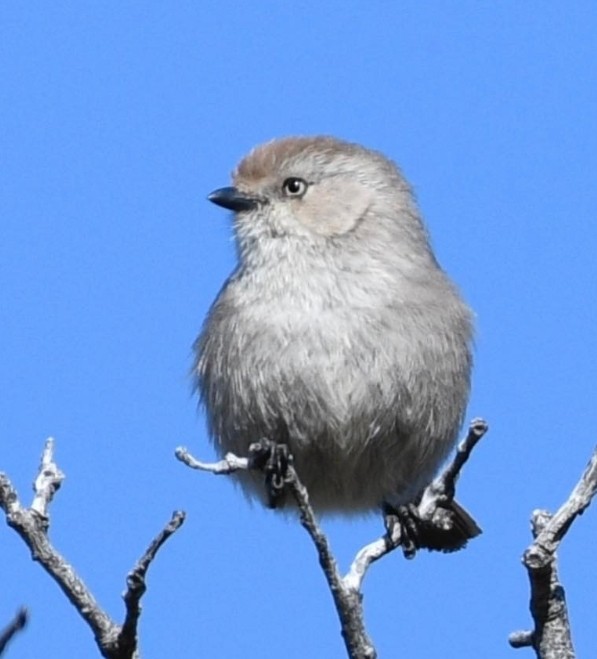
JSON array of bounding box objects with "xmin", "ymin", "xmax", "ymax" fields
[
  {"xmin": 419, "ymin": 417, "xmax": 488, "ymax": 518},
  {"xmin": 343, "ymin": 535, "xmax": 393, "ymax": 593},
  {"xmin": 178, "ymin": 441, "xmax": 377, "ymax": 658},
  {"xmin": 119, "ymin": 511, "xmax": 186, "ymax": 656},
  {"xmin": 345, "ymin": 418, "xmax": 487, "ymax": 591},
  {"xmin": 284, "ymin": 465, "xmax": 377, "ymax": 659},
  {"xmin": 0, "ymin": 608, "xmax": 28, "ymax": 656},
  {"xmin": 175, "ymin": 446, "xmax": 249, "ymax": 473},
  {"xmin": 0, "ymin": 443, "xmax": 116, "ymax": 650},
  {"xmin": 1, "ymin": 440, "xmax": 185, "ymax": 659},
  {"xmin": 509, "ymin": 445, "xmax": 597, "ymax": 658},
  {"xmin": 31, "ymin": 437, "xmax": 64, "ymax": 518},
  {"xmin": 179, "ymin": 418, "xmax": 487, "ymax": 659}
]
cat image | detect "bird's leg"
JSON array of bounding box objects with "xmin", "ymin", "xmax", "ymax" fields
[
  {"xmin": 248, "ymin": 439, "xmax": 292, "ymax": 508},
  {"xmin": 383, "ymin": 502, "xmax": 422, "ymax": 559}
]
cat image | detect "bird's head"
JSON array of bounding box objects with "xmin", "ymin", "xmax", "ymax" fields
[{"xmin": 207, "ymin": 136, "xmax": 429, "ymax": 267}]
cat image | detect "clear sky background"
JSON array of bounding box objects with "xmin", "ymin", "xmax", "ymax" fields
[{"xmin": 2, "ymin": 3, "xmax": 597, "ymax": 658}]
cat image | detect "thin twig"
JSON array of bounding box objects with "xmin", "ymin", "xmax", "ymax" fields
[
  {"xmin": 343, "ymin": 536, "xmax": 394, "ymax": 593},
  {"xmin": 1, "ymin": 439, "xmax": 185, "ymax": 659},
  {"xmin": 31, "ymin": 437, "xmax": 64, "ymax": 518},
  {"xmin": 175, "ymin": 447, "xmax": 249, "ymax": 473},
  {"xmin": 0, "ymin": 442, "xmax": 115, "ymax": 649},
  {"xmin": 345, "ymin": 418, "xmax": 487, "ymax": 591},
  {"xmin": 177, "ymin": 443, "xmax": 376, "ymax": 658},
  {"xmin": 419, "ymin": 417, "xmax": 488, "ymax": 515},
  {"xmin": 119, "ymin": 511, "xmax": 186, "ymax": 656},
  {"xmin": 0, "ymin": 608, "xmax": 28, "ymax": 656},
  {"xmin": 178, "ymin": 418, "xmax": 487, "ymax": 659},
  {"xmin": 285, "ymin": 466, "xmax": 377, "ymax": 659},
  {"xmin": 509, "ymin": 445, "xmax": 597, "ymax": 658}
]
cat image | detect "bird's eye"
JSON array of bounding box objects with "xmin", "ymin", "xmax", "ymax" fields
[{"xmin": 282, "ymin": 177, "xmax": 308, "ymax": 197}]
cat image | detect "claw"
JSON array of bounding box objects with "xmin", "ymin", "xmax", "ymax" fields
[
  {"xmin": 248, "ymin": 439, "xmax": 292, "ymax": 508},
  {"xmin": 383, "ymin": 498, "xmax": 481, "ymax": 556}
]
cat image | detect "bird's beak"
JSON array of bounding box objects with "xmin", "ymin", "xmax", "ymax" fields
[{"xmin": 207, "ymin": 187, "xmax": 259, "ymax": 212}]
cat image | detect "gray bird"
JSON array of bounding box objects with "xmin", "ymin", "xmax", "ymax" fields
[{"xmin": 195, "ymin": 136, "xmax": 476, "ymax": 549}]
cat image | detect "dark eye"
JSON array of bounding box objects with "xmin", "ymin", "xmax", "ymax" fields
[{"xmin": 282, "ymin": 177, "xmax": 308, "ymax": 197}]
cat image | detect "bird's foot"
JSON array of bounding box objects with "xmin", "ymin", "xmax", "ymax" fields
[
  {"xmin": 383, "ymin": 499, "xmax": 481, "ymax": 558},
  {"xmin": 383, "ymin": 503, "xmax": 422, "ymax": 559},
  {"xmin": 248, "ymin": 439, "xmax": 292, "ymax": 508}
]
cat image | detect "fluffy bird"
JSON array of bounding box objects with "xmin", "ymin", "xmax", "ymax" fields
[{"xmin": 195, "ymin": 136, "xmax": 475, "ymax": 546}]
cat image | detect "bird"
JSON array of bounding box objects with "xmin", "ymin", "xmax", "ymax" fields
[{"xmin": 194, "ymin": 136, "xmax": 477, "ymax": 550}]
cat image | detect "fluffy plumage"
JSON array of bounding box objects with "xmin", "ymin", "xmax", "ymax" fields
[{"xmin": 195, "ymin": 136, "xmax": 473, "ymax": 514}]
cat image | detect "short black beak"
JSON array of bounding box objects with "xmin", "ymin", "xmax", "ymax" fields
[{"xmin": 207, "ymin": 186, "xmax": 258, "ymax": 212}]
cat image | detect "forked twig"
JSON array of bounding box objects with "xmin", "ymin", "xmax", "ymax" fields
[
  {"xmin": 509, "ymin": 445, "xmax": 597, "ymax": 659},
  {"xmin": 0, "ymin": 439, "xmax": 185, "ymax": 659},
  {"xmin": 177, "ymin": 418, "xmax": 487, "ymax": 659}
]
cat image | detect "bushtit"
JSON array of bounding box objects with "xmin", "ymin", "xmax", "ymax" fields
[{"xmin": 195, "ymin": 136, "xmax": 476, "ymax": 547}]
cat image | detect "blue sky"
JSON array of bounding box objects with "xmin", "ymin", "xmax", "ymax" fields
[{"xmin": 2, "ymin": 3, "xmax": 597, "ymax": 657}]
